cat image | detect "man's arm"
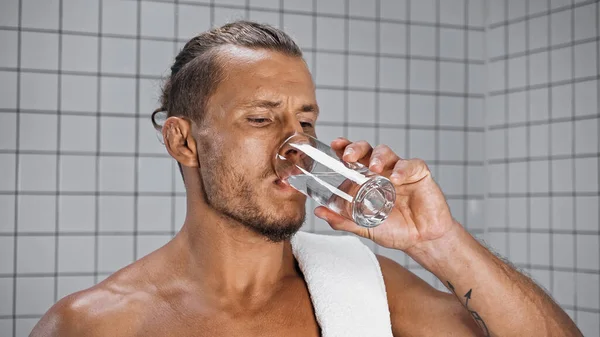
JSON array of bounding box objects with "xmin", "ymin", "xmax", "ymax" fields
[{"xmin": 402, "ymin": 223, "xmax": 582, "ymax": 337}]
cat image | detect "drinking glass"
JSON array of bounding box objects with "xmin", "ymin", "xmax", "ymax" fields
[{"xmin": 274, "ymin": 133, "xmax": 396, "ymax": 228}]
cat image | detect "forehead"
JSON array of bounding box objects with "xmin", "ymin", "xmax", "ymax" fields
[{"xmin": 211, "ymin": 46, "xmax": 316, "ymax": 109}]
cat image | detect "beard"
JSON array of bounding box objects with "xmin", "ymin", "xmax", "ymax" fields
[{"xmin": 199, "ymin": 155, "xmax": 306, "ymax": 243}]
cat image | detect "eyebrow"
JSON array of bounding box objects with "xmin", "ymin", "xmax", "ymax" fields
[{"xmin": 244, "ymin": 100, "xmax": 319, "ymax": 115}]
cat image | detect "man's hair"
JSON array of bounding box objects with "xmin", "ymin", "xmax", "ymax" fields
[{"xmin": 151, "ymin": 20, "xmax": 303, "ymax": 130}]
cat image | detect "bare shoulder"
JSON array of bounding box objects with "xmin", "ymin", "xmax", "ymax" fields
[
  {"xmin": 30, "ymin": 265, "xmax": 157, "ymax": 337},
  {"xmin": 376, "ymin": 254, "xmax": 482, "ymax": 336}
]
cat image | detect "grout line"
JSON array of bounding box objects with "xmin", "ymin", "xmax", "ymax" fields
[
  {"xmin": 482, "ymin": 0, "xmax": 490, "ymax": 243},
  {"xmin": 488, "ymin": 74, "xmax": 600, "ymax": 96},
  {"xmin": 171, "ymin": 0, "xmax": 179, "ymax": 237},
  {"xmin": 94, "ymin": 0, "xmax": 104, "ymax": 287},
  {"xmin": 133, "ymin": 0, "xmax": 141, "ymax": 261},
  {"xmin": 503, "ymin": 0, "xmax": 510, "ymax": 262},
  {"xmin": 403, "ymin": 0, "xmax": 411, "ymax": 270},
  {"xmin": 597, "ymin": 0, "xmax": 600, "ymax": 332},
  {"xmin": 490, "ymin": 36, "xmax": 600, "ymax": 63},
  {"xmin": 488, "ymin": 0, "xmax": 597, "ymax": 29},
  {"xmin": 463, "ymin": 0, "xmax": 470, "ymax": 233},
  {"xmin": 343, "ymin": 0, "xmax": 349, "ymax": 139},
  {"xmin": 569, "ymin": 0, "xmax": 578, "ymax": 324},
  {"xmin": 547, "ymin": 0, "xmax": 555, "ymax": 303},
  {"xmin": 433, "ymin": 0, "xmax": 440, "ymax": 290},
  {"xmin": 373, "ymin": 0, "xmax": 381, "ymax": 256}
]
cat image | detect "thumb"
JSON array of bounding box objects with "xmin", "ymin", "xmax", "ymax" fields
[{"xmin": 314, "ymin": 206, "xmax": 369, "ymax": 238}]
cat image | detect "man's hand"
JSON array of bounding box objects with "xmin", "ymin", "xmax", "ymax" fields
[{"xmin": 314, "ymin": 137, "xmax": 458, "ymax": 252}]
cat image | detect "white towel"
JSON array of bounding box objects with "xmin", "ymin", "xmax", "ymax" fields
[{"xmin": 291, "ymin": 231, "xmax": 394, "ymax": 337}]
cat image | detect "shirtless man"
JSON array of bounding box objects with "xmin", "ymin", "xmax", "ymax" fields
[{"xmin": 31, "ymin": 21, "xmax": 581, "ymax": 337}]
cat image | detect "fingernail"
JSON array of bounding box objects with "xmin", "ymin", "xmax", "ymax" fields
[
  {"xmin": 370, "ymin": 158, "xmax": 381, "ymax": 169},
  {"xmin": 344, "ymin": 147, "xmax": 354, "ymax": 157},
  {"xmin": 390, "ymin": 173, "xmax": 401, "ymax": 182}
]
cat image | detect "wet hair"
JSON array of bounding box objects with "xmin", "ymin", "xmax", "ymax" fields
[{"xmin": 150, "ymin": 20, "xmax": 303, "ymax": 131}]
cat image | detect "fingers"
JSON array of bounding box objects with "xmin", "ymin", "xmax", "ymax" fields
[
  {"xmin": 368, "ymin": 145, "xmax": 400, "ymax": 173},
  {"xmin": 331, "ymin": 138, "xmax": 374, "ymax": 167},
  {"xmin": 314, "ymin": 206, "xmax": 370, "ymax": 238},
  {"xmin": 390, "ymin": 158, "xmax": 431, "ymax": 186}
]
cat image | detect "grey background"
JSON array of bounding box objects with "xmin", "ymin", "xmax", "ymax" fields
[{"xmin": 0, "ymin": 0, "xmax": 597, "ymax": 336}]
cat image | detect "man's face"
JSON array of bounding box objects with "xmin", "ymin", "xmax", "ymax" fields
[{"xmin": 195, "ymin": 46, "xmax": 319, "ymax": 242}]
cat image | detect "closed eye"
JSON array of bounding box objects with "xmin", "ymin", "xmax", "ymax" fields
[{"xmin": 248, "ymin": 117, "xmax": 271, "ymax": 125}]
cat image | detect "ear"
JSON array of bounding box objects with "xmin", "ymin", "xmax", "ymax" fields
[{"xmin": 162, "ymin": 116, "xmax": 199, "ymax": 168}]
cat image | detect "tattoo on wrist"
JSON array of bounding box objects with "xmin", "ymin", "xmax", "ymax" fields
[{"xmin": 447, "ymin": 281, "xmax": 490, "ymax": 337}]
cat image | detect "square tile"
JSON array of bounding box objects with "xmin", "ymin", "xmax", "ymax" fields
[
  {"xmin": 551, "ymin": 158, "xmax": 573, "ymax": 193},
  {"xmin": 0, "ymin": 30, "xmax": 18, "ymax": 68},
  {"xmin": 530, "ymin": 233, "xmax": 550, "ymax": 265},
  {"xmin": 437, "ymin": 165, "xmax": 464, "ymax": 195},
  {"xmin": 138, "ymin": 118, "xmax": 166, "ymax": 155},
  {"xmin": 315, "ymin": 53, "xmax": 344, "ymax": 86},
  {"xmin": 0, "ymin": 237, "xmax": 14, "ymax": 273},
  {"xmin": 101, "ymin": 37, "xmax": 136, "ymax": 75},
  {"xmin": 487, "ymin": 164, "xmax": 506, "ymax": 194},
  {"xmin": 20, "ymin": 73, "xmax": 58, "ymax": 111},
  {"xmin": 466, "ymin": 199, "xmax": 484, "ymax": 229},
  {"xmin": 380, "ymin": 57, "xmax": 406, "ymax": 90},
  {"xmin": 98, "ymin": 235, "xmax": 134, "ymax": 272},
  {"xmin": 507, "ymin": 0, "xmax": 525, "ymax": 20},
  {"xmin": 102, "ymin": 0, "xmax": 138, "ymax": 35},
  {"xmin": 99, "ymin": 196, "xmax": 134, "ymax": 232},
  {"xmin": 447, "ymin": 199, "xmax": 465, "ymax": 224},
  {"xmin": 99, "ymin": 156, "xmax": 135, "ymax": 192},
  {"xmin": 378, "ymin": 93, "xmax": 406, "ymax": 125},
  {"xmin": 138, "ymin": 157, "xmax": 172, "ymax": 193},
  {"xmin": 468, "ymin": 0, "xmax": 484, "ymax": 26},
  {"xmin": 410, "ymin": 26, "xmax": 435, "ymax": 57},
  {"xmin": 60, "ymin": 115, "xmax": 97, "ymax": 152},
  {"xmin": 577, "ymin": 235, "xmax": 599, "ymax": 270},
  {"xmin": 380, "ymin": 23, "xmax": 406, "ymax": 55},
  {"xmin": 18, "ymin": 195, "xmax": 56, "ymax": 232},
  {"xmin": 508, "ymin": 56, "xmax": 526, "ymax": 89},
  {"xmin": 508, "ymin": 232, "xmax": 528, "ymax": 264},
  {"xmin": 487, "ymin": 232, "xmax": 508, "ymax": 257},
  {"xmin": 529, "ymin": 51, "xmax": 549, "ymax": 86},
  {"xmin": 59, "ymin": 155, "xmax": 96, "ymax": 192},
  {"xmin": 0, "ymin": 154, "xmax": 16, "ymax": 191},
  {"xmin": 529, "ymin": 88, "xmax": 549, "ymax": 122},
  {"xmin": 575, "ymin": 157, "xmax": 598, "ymax": 193},
  {"xmin": 316, "ymin": 0, "xmax": 345, "ymax": 15},
  {"xmin": 178, "ymin": 4, "xmax": 211, "ymax": 40},
  {"xmin": 552, "ymin": 234, "xmax": 574, "ymax": 268},
  {"xmin": 577, "ymin": 312, "xmax": 600, "ymax": 337},
  {"xmin": 61, "ymin": 35, "xmax": 98, "ymax": 73},
  {"xmin": 574, "ymin": 42, "xmax": 598, "ymax": 80},
  {"xmin": 468, "ymin": 64, "xmax": 484, "ymax": 95},
  {"xmin": 100, "ymin": 77, "xmax": 136, "ymax": 114},
  {"xmin": 61, "ymin": 75, "xmax": 98, "ymax": 113},
  {"xmin": 19, "ymin": 154, "xmax": 57, "ymax": 192},
  {"xmin": 100, "ymin": 116, "xmax": 136, "ymax": 153},
  {"xmin": 529, "ymin": 16, "xmax": 548, "ymax": 51},
  {"xmin": 529, "ymin": 269, "xmax": 551, "ymax": 293},
  {"xmin": 137, "ymin": 196, "xmax": 172, "ymax": 232},
  {"xmin": 212, "ymin": 7, "xmax": 246, "ymax": 27},
  {"xmin": 467, "ymin": 132, "xmax": 483, "ymax": 162},
  {"xmin": 440, "ymin": 28, "xmax": 465, "ymax": 59},
  {"xmin": 529, "ymin": 125, "xmax": 550, "ymax": 157},
  {"xmin": 316, "ymin": 89, "xmax": 344, "ymax": 123},
  {"xmin": 141, "ymin": 2, "xmax": 174, "ymax": 38},
  {"xmin": 508, "ymin": 91, "xmax": 526, "ymax": 123},
  {"xmin": 485, "ymin": 197, "xmax": 506, "ymax": 229},
  {"xmin": 138, "ymin": 78, "xmax": 162, "ymax": 117},
  {"xmin": 316, "ymin": 16, "xmax": 345, "ymax": 51},
  {"xmin": 0, "ymin": 71, "xmax": 17, "ymax": 109},
  {"xmin": 574, "ymin": 3, "xmax": 597, "ymax": 41},
  {"xmin": 508, "ymin": 22, "xmax": 526, "ymax": 55},
  {"xmin": 551, "ymin": 47, "xmax": 572, "ymax": 82},
  {"xmin": 137, "ymin": 235, "xmax": 171, "ymax": 258},
  {"xmin": 411, "ymin": 59, "xmax": 437, "ymax": 91},
  {"xmin": 487, "ymin": 94, "xmax": 506, "ymax": 126},
  {"xmin": 379, "ymin": 128, "xmax": 407, "ymax": 158},
  {"xmin": 529, "ymin": 197, "xmax": 550, "ymax": 230},
  {"xmin": 17, "ymin": 236, "xmax": 55, "ymax": 273},
  {"xmin": 284, "ymin": 0, "xmax": 312, "ymax": 11},
  {"xmin": 140, "ymin": 40, "xmax": 173, "ymax": 77},
  {"xmin": 347, "ymin": 127, "xmax": 376, "ymax": 146},
  {"xmin": 58, "ymin": 236, "xmax": 94, "ymax": 273},
  {"xmin": 347, "ymin": 91, "xmax": 375, "ymax": 123},
  {"xmin": 21, "ymin": 32, "xmax": 59, "ymax": 70},
  {"xmin": 552, "ymin": 196, "xmax": 574, "ymax": 230},
  {"xmin": 57, "ymin": 276, "xmax": 95, "ymax": 300},
  {"xmin": 575, "ymin": 80, "xmax": 598, "ymax": 117},
  {"xmin": 439, "ymin": 96, "xmax": 464, "ymax": 127},
  {"xmin": 439, "ymin": 131, "xmax": 465, "ymax": 161},
  {"xmin": 440, "ymin": 0, "xmax": 465, "ymax": 25},
  {"xmin": 410, "ymin": 0, "xmax": 436, "ymax": 23},
  {"xmin": 250, "ymin": 0, "xmax": 279, "ymax": 9},
  {"xmin": 0, "ymin": 0, "xmax": 19, "ymax": 27},
  {"xmin": 488, "ymin": 60, "xmax": 506, "ymax": 92},
  {"xmin": 575, "ymin": 119, "xmax": 598, "ymax": 154},
  {"xmin": 349, "ymin": 20, "xmax": 376, "ymax": 53},
  {"xmin": 283, "ymin": 13, "xmax": 313, "ymax": 50},
  {"xmin": 348, "ymin": 55, "xmax": 376, "ymax": 88},
  {"xmin": 488, "ymin": 26, "xmax": 505, "ymax": 59},
  {"xmin": 19, "ymin": 113, "xmax": 58, "ymax": 151},
  {"xmin": 486, "ymin": 129, "xmax": 505, "ymax": 160},
  {"xmin": 22, "ymin": 0, "xmax": 59, "ymax": 29},
  {"xmin": 0, "ymin": 278, "xmax": 13, "ymax": 315},
  {"xmin": 409, "ymin": 130, "xmax": 435, "ymax": 161},
  {"xmin": 468, "ymin": 31, "xmax": 484, "ymax": 61},
  {"xmin": 529, "ymin": 0, "xmax": 548, "ymax": 15},
  {"xmin": 349, "ymin": 0, "xmax": 375, "ymax": 17},
  {"xmin": 409, "ymin": 95, "xmax": 436, "ymax": 126},
  {"xmin": 529, "ymin": 160, "xmax": 550, "ymax": 193},
  {"xmin": 551, "ymin": 10, "xmax": 572, "ymax": 46},
  {"xmin": 552, "ymin": 270, "xmax": 575, "ymax": 306},
  {"xmin": 551, "ymin": 83, "xmax": 572, "ymax": 118},
  {"xmin": 467, "ymin": 98, "xmax": 483, "ymax": 127},
  {"xmin": 0, "ymin": 112, "xmax": 16, "ymax": 151},
  {"xmin": 62, "ymin": 0, "xmax": 99, "ymax": 33},
  {"xmin": 508, "ymin": 161, "xmax": 527, "ymax": 193},
  {"xmin": 380, "ymin": 0, "xmax": 406, "ymax": 20},
  {"xmin": 575, "ymin": 196, "xmax": 599, "ymax": 231},
  {"xmin": 508, "ymin": 197, "xmax": 527, "ymax": 229},
  {"xmin": 550, "ymin": 121, "xmax": 573, "ymax": 156},
  {"xmin": 488, "ymin": 0, "xmax": 506, "ymax": 25},
  {"xmin": 15, "ymin": 277, "xmax": 54, "ymax": 315},
  {"xmin": 59, "ymin": 195, "xmax": 95, "ymax": 232},
  {"xmin": 0, "ymin": 195, "xmax": 15, "ymax": 232}
]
